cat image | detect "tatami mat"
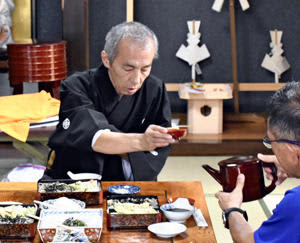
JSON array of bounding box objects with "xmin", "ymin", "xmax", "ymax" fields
[{"xmin": 159, "ymin": 156, "xmax": 298, "ymax": 243}]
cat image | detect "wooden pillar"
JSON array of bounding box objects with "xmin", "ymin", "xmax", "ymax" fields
[
  {"xmin": 84, "ymin": 0, "xmax": 89, "ymax": 69},
  {"xmin": 126, "ymin": 0, "xmax": 134, "ymax": 22},
  {"xmin": 11, "ymin": 0, "xmax": 32, "ymax": 43},
  {"xmin": 229, "ymin": 0, "xmax": 240, "ymax": 113}
]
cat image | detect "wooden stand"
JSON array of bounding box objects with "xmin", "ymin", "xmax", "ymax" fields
[{"xmin": 179, "ymin": 83, "xmax": 232, "ymax": 134}]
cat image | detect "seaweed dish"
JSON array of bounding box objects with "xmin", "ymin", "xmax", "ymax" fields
[
  {"xmin": 63, "ymin": 217, "xmax": 87, "ymax": 227},
  {"xmin": 39, "ymin": 180, "xmax": 99, "ymax": 193}
]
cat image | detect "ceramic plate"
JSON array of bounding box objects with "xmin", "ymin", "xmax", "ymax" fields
[
  {"xmin": 39, "ymin": 198, "xmax": 85, "ymax": 210},
  {"xmin": 107, "ymin": 184, "xmax": 141, "ymax": 195},
  {"xmin": 148, "ymin": 222, "xmax": 187, "ymax": 238}
]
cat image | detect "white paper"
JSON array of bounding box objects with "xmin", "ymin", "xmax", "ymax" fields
[{"xmin": 193, "ymin": 208, "xmax": 208, "ymax": 227}]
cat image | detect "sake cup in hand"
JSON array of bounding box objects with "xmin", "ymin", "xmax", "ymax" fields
[{"xmin": 167, "ymin": 128, "xmax": 187, "ymax": 140}]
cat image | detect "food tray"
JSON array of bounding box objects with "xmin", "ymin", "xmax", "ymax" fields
[
  {"xmin": 0, "ymin": 203, "xmax": 38, "ymax": 239},
  {"xmin": 37, "ymin": 179, "xmax": 103, "ymax": 205},
  {"xmin": 106, "ymin": 195, "xmax": 162, "ymax": 229}
]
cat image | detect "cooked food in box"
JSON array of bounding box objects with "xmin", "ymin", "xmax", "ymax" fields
[
  {"xmin": 106, "ymin": 195, "xmax": 161, "ymax": 229},
  {"xmin": 0, "ymin": 204, "xmax": 38, "ymax": 239},
  {"xmin": 37, "ymin": 179, "xmax": 103, "ymax": 205},
  {"xmin": 39, "ymin": 180, "xmax": 99, "ymax": 193}
]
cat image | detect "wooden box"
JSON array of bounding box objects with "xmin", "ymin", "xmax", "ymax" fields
[{"xmin": 179, "ymin": 83, "xmax": 232, "ymax": 134}]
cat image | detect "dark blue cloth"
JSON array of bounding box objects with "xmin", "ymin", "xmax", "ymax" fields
[{"xmin": 254, "ymin": 185, "xmax": 300, "ymax": 243}]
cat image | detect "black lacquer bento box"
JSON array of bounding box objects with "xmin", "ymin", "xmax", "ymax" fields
[
  {"xmin": 106, "ymin": 195, "xmax": 162, "ymax": 229},
  {"xmin": 0, "ymin": 203, "xmax": 38, "ymax": 239},
  {"xmin": 37, "ymin": 178, "xmax": 103, "ymax": 205}
]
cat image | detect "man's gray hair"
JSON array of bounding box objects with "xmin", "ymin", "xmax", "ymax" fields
[
  {"xmin": 104, "ymin": 21, "xmax": 159, "ymax": 64},
  {"xmin": 268, "ymin": 81, "xmax": 300, "ymax": 140}
]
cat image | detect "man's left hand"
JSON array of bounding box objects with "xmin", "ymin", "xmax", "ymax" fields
[{"xmin": 215, "ymin": 173, "xmax": 245, "ymax": 210}]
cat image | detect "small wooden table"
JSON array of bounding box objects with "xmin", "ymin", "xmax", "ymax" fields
[{"xmin": 0, "ymin": 181, "xmax": 217, "ymax": 243}]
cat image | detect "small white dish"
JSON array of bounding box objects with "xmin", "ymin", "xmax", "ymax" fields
[
  {"xmin": 148, "ymin": 222, "xmax": 186, "ymax": 238},
  {"xmin": 67, "ymin": 171, "xmax": 102, "ymax": 180},
  {"xmin": 38, "ymin": 197, "xmax": 85, "ymax": 211}
]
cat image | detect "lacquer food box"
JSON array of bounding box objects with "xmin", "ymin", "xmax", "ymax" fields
[
  {"xmin": 106, "ymin": 195, "xmax": 162, "ymax": 229},
  {"xmin": 37, "ymin": 179, "xmax": 103, "ymax": 205},
  {"xmin": 0, "ymin": 203, "xmax": 38, "ymax": 239}
]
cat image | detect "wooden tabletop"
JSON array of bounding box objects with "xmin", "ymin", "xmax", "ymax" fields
[{"xmin": 0, "ymin": 181, "xmax": 217, "ymax": 243}]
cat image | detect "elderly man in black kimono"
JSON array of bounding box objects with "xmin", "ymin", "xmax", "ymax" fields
[{"xmin": 44, "ymin": 21, "xmax": 175, "ymax": 181}]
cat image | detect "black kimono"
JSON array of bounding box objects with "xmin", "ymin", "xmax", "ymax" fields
[{"xmin": 44, "ymin": 64, "xmax": 172, "ymax": 181}]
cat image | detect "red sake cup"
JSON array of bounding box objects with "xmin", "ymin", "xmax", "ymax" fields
[{"xmin": 167, "ymin": 128, "xmax": 187, "ymax": 140}]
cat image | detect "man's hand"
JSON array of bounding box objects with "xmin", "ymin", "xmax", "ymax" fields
[
  {"xmin": 215, "ymin": 174, "xmax": 245, "ymax": 210},
  {"xmin": 257, "ymin": 153, "xmax": 288, "ymax": 185},
  {"xmin": 141, "ymin": 125, "xmax": 175, "ymax": 151}
]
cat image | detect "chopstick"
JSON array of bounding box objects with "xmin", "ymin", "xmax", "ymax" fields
[
  {"xmin": 164, "ymin": 190, "xmax": 168, "ymax": 203},
  {"xmin": 163, "ymin": 190, "xmax": 174, "ymax": 243},
  {"xmin": 26, "ymin": 214, "xmax": 81, "ymax": 233}
]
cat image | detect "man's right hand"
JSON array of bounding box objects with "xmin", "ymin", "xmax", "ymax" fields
[
  {"xmin": 257, "ymin": 153, "xmax": 289, "ymax": 185},
  {"xmin": 141, "ymin": 124, "xmax": 175, "ymax": 151}
]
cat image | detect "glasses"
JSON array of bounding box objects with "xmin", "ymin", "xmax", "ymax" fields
[{"xmin": 263, "ymin": 136, "xmax": 300, "ymax": 149}]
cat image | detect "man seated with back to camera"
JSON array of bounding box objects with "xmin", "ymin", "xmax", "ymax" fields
[
  {"xmin": 216, "ymin": 81, "xmax": 300, "ymax": 242},
  {"xmin": 43, "ymin": 21, "xmax": 175, "ymax": 181}
]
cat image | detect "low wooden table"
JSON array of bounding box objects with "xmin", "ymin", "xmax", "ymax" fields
[
  {"xmin": 0, "ymin": 181, "xmax": 217, "ymax": 243},
  {"xmin": 0, "ymin": 126, "xmax": 53, "ymax": 163}
]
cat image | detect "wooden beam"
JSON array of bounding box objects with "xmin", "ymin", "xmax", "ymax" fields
[
  {"xmin": 166, "ymin": 83, "xmax": 180, "ymax": 92},
  {"xmin": 165, "ymin": 83, "xmax": 285, "ymax": 92},
  {"xmin": 126, "ymin": 0, "xmax": 134, "ymax": 22},
  {"xmin": 238, "ymin": 83, "xmax": 285, "ymax": 91}
]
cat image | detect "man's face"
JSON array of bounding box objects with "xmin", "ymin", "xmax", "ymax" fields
[
  {"xmin": 102, "ymin": 38, "xmax": 155, "ymax": 96},
  {"xmin": 267, "ymin": 130, "xmax": 300, "ymax": 178}
]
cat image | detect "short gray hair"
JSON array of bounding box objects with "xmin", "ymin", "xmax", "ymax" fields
[
  {"xmin": 268, "ymin": 81, "xmax": 300, "ymax": 140},
  {"xmin": 104, "ymin": 21, "xmax": 159, "ymax": 64}
]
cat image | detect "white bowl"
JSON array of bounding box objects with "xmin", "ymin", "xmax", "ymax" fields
[
  {"xmin": 148, "ymin": 222, "xmax": 186, "ymax": 238},
  {"xmin": 160, "ymin": 204, "xmax": 194, "ymax": 223}
]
